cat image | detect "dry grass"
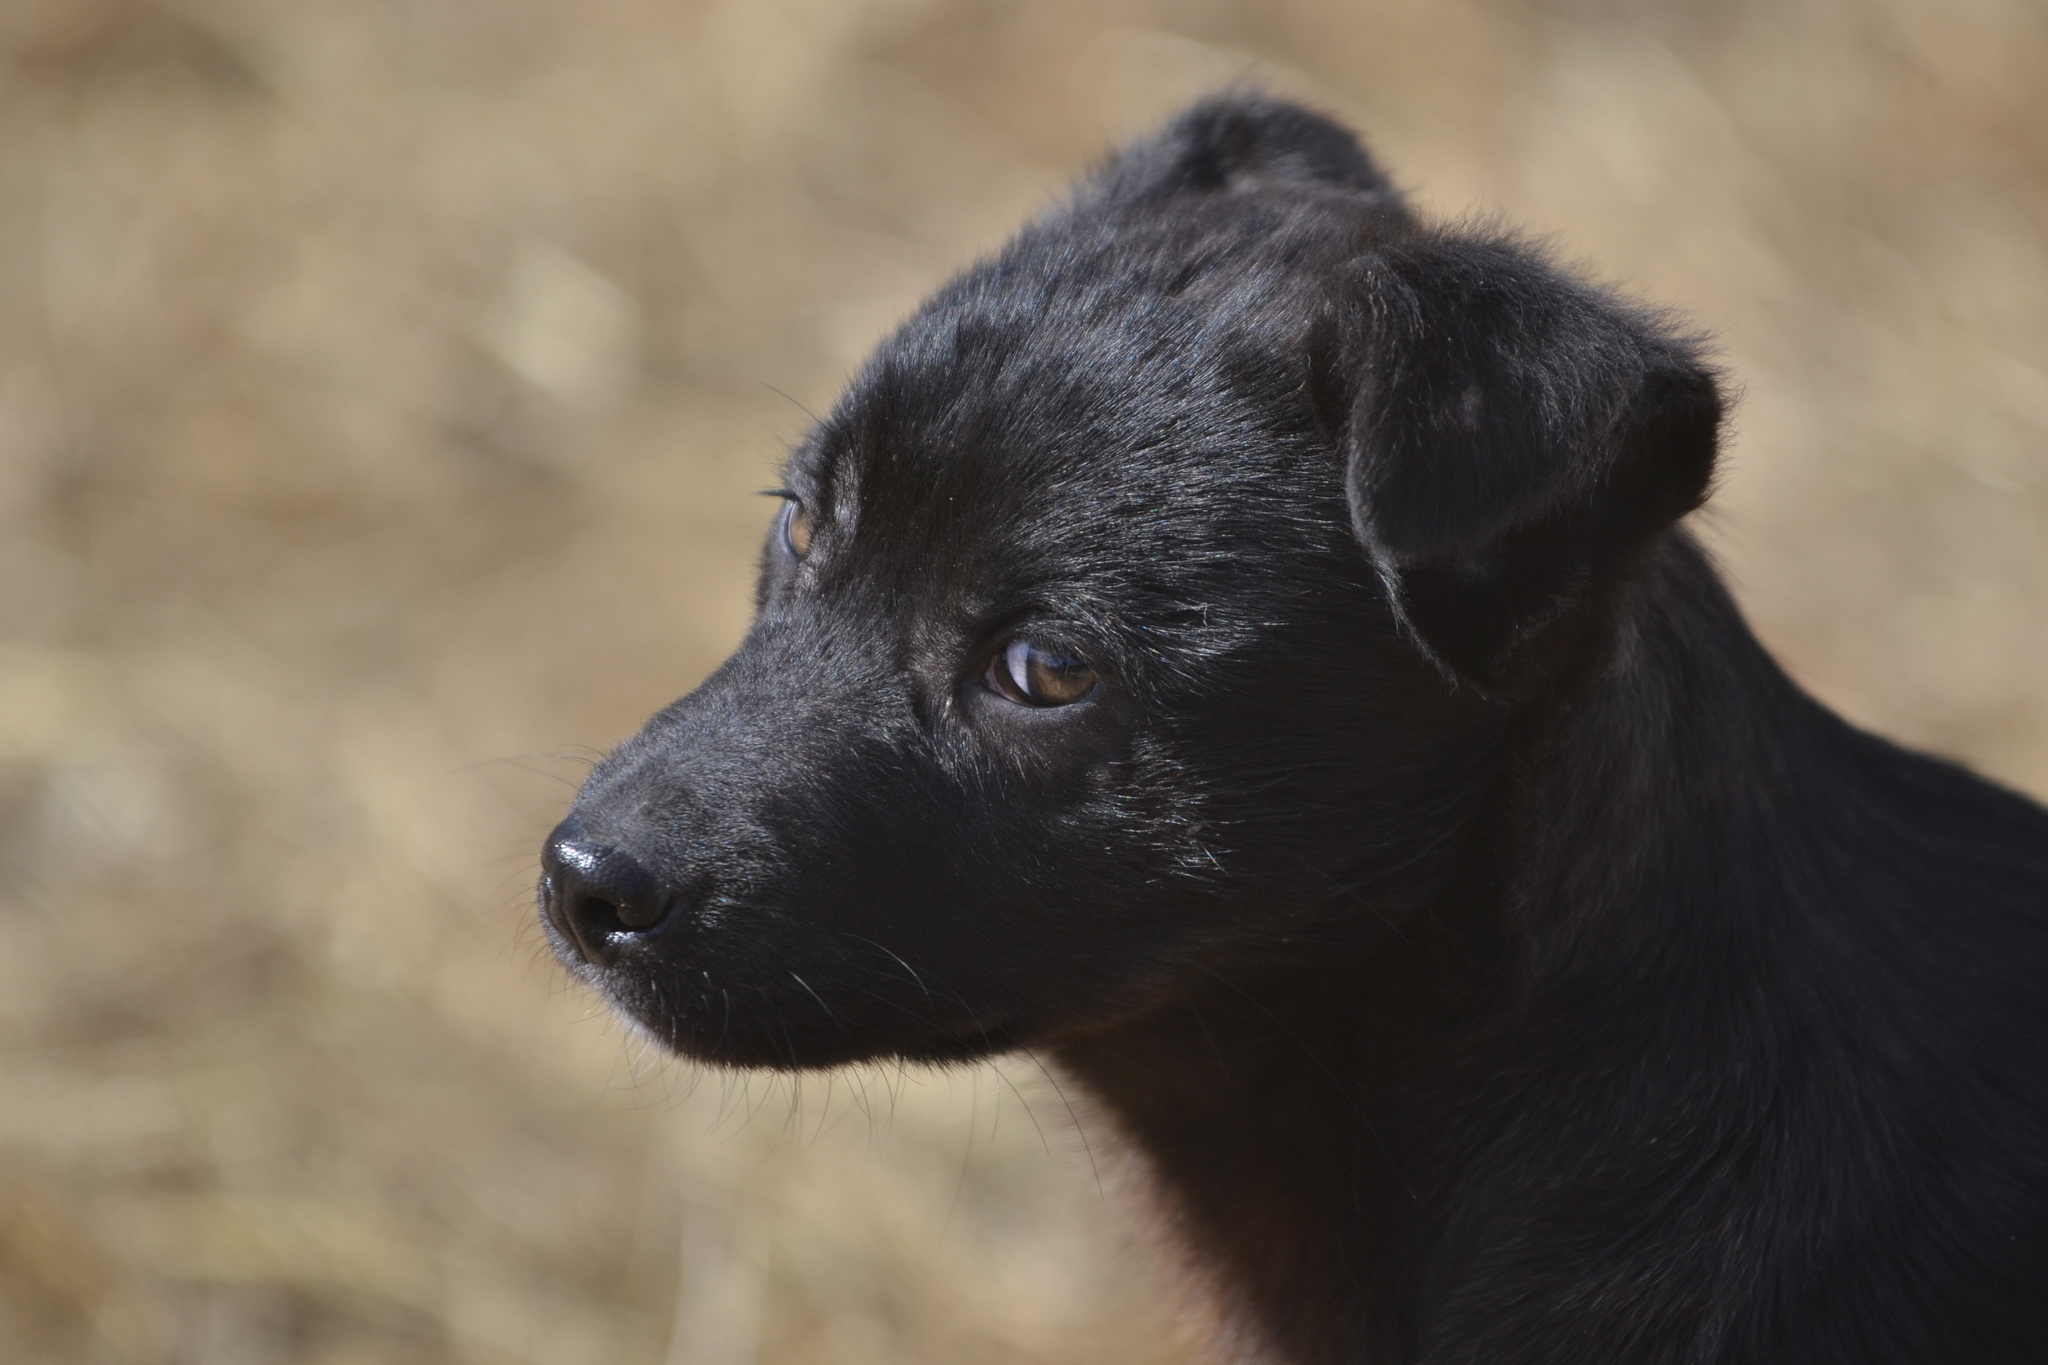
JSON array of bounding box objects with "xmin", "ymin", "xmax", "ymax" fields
[{"xmin": 0, "ymin": 1, "xmax": 2042, "ymax": 1362}]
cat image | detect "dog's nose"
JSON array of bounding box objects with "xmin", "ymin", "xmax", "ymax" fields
[{"xmin": 540, "ymin": 819, "xmax": 670, "ymax": 966}]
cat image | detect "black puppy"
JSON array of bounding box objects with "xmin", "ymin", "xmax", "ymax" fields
[{"xmin": 540, "ymin": 95, "xmax": 2048, "ymax": 1363}]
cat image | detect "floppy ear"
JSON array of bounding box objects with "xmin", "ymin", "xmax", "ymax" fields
[
  {"xmin": 1339, "ymin": 235, "xmax": 1722, "ymax": 689},
  {"xmin": 1088, "ymin": 91, "xmax": 1407, "ymax": 209}
]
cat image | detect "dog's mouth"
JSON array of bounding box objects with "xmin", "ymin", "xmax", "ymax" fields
[
  {"xmin": 609, "ymin": 974, "xmax": 1021, "ymax": 1071},
  {"xmin": 539, "ymin": 888, "xmax": 1023, "ymax": 1070}
]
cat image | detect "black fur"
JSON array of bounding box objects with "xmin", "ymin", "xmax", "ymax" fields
[{"xmin": 539, "ymin": 95, "xmax": 2048, "ymax": 1363}]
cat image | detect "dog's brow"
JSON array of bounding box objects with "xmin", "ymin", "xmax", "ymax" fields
[
  {"xmin": 802, "ymin": 445, "xmax": 861, "ymax": 533},
  {"xmin": 785, "ymin": 426, "xmax": 853, "ymax": 503}
]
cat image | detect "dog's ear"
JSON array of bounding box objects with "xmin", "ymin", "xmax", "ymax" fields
[
  {"xmin": 1090, "ymin": 92, "xmax": 1403, "ymax": 207},
  {"xmin": 1337, "ymin": 236, "xmax": 1722, "ymax": 689}
]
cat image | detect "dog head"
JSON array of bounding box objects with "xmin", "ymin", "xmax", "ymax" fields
[{"xmin": 538, "ymin": 94, "xmax": 1722, "ymax": 1068}]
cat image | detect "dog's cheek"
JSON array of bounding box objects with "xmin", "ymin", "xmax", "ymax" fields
[{"xmin": 739, "ymin": 769, "xmax": 1170, "ymax": 1048}]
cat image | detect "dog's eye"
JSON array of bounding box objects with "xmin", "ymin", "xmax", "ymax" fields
[
  {"xmin": 986, "ymin": 640, "xmax": 1097, "ymax": 707},
  {"xmin": 780, "ymin": 500, "xmax": 814, "ymax": 558}
]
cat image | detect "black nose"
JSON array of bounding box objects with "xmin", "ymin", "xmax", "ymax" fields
[{"xmin": 540, "ymin": 819, "xmax": 670, "ymax": 965}]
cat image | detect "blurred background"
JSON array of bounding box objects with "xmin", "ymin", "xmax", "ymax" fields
[{"xmin": 0, "ymin": 0, "xmax": 2043, "ymax": 1362}]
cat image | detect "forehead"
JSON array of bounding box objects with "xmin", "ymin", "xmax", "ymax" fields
[{"xmin": 788, "ymin": 199, "xmax": 1362, "ymax": 593}]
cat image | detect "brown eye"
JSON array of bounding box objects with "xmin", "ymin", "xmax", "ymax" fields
[
  {"xmin": 987, "ymin": 640, "xmax": 1098, "ymax": 707},
  {"xmin": 781, "ymin": 500, "xmax": 813, "ymax": 557}
]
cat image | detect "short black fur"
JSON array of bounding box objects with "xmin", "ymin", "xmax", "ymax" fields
[{"xmin": 539, "ymin": 94, "xmax": 2048, "ymax": 1363}]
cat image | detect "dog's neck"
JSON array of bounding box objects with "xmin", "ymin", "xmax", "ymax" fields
[{"xmin": 1052, "ymin": 532, "xmax": 1900, "ymax": 1363}]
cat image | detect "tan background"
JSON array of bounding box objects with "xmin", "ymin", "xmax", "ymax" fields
[{"xmin": 0, "ymin": 1, "xmax": 2043, "ymax": 1362}]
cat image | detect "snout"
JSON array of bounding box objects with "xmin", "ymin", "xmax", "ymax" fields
[
  {"xmin": 539, "ymin": 816, "xmax": 674, "ymax": 967},
  {"xmin": 531, "ymin": 624, "xmax": 1087, "ymax": 1068}
]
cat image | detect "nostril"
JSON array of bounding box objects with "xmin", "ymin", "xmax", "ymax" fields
[
  {"xmin": 540, "ymin": 825, "xmax": 672, "ymax": 963},
  {"xmin": 576, "ymin": 893, "xmax": 643, "ymax": 934}
]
